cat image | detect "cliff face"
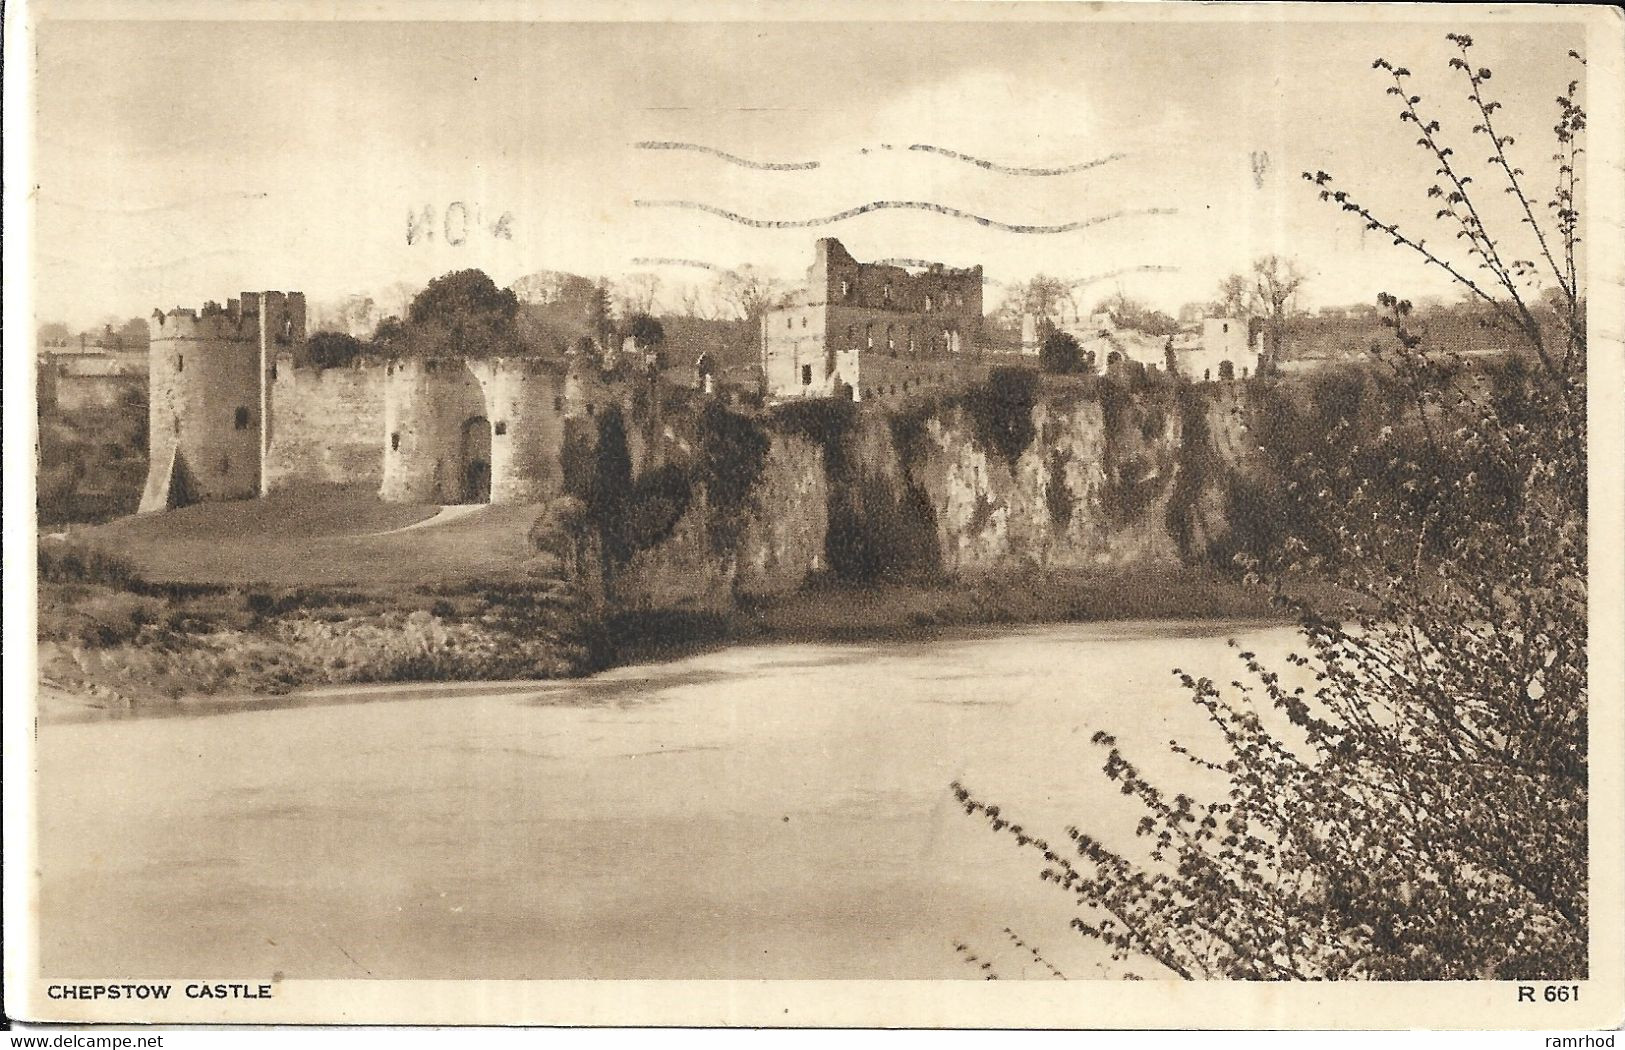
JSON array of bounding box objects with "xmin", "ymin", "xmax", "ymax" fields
[
  {"xmin": 598, "ymin": 378, "xmax": 1263, "ymax": 611},
  {"xmin": 609, "ymin": 432, "xmax": 830, "ymax": 612}
]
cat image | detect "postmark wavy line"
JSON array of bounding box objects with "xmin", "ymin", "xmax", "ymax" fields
[
  {"xmin": 634, "ymin": 199, "xmax": 1175, "ymax": 235},
  {"xmin": 630, "ymin": 257, "xmax": 722, "ymax": 270},
  {"xmin": 907, "ymin": 145, "xmax": 1127, "ymax": 177},
  {"xmin": 634, "ymin": 141, "xmax": 819, "ymax": 171},
  {"xmin": 1072, "ymin": 264, "xmax": 1182, "ymax": 285}
]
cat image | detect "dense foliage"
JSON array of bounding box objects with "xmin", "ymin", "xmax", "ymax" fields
[
  {"xmin": 296, "ymin": 331, "xmax": 364, "ymax": 370},
  {"xmin": 957, "ymin": 35, "xmax": 1588, "ymax": 980},
  {"xmin": 402, "ymin": 269, "xmax": 522, "ymax": 358}
]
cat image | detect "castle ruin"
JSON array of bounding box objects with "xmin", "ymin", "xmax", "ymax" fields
[
  {"xmin": 761, "ymin": 238, "xmax": 984, "ymax": 404},
  {"xmin": 139, "ymin": 290, "xmax": 654, "ymax": 513}
]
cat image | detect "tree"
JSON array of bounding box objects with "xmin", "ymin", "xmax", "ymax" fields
[
  {"xmin": 1097, "ymin": 292, "xmax": 1179, "ymax": 336},
  {"xmin": 405, "ymin": 268, "xmax": 521, "ymax": 358},
  {"xmin": 957, "ymin": 35, "xmax": 1587, "ymax": 981},
  {"xmin": 1252, "ymin": 255, "xmax": 1307, "ymax": 360},
  {"xmin": 1212, "ymin": 274, "xmax": 1253, "ymax": 321},
  {"xmin": 320, "ymin": 293, "xmax": 378, "ymax": 338},
  {"xmin": 996, "ymin": 275, "xmax": 1078, "ymax": 328},
  {"xmin": 369, "ymin": 316, "xmax": 409, "ymax": 355},
  {"xmin": 588, "ymin": 279, "xmax": 615, "ymax": 350},
  {"xmin": 711, "ymin": 265, "xmax": 788, "ymax": 324},
  {"xmin": 675, "ymin": 281, "xmax": 718, "ymax": 321},
  {"xmin": 1039, "ymin": 328, "xmax": 1082, "ymax": 374},
  {"xmin": 298, "ymin": 331, "xmax": 364, "ymax": 370},
  {"xmin": 117, "ymin": 318, "xmax": 150, "ymax": 349},
  {"xmin": 615, "ymin": 273, "xmax": 662, "ymax": 318},
  {"xmin": 623, "ymin": 312, "xmax": 665, "ymax": 351},
  {"xmin": 37, "ymin": 322, "xmax": 72, "ymax": 347}
]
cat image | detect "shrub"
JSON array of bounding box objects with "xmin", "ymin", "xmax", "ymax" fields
[
  {"xmin": 1040, "ymin": 329, "xmax": 1083, "ymax": 374},
  {"xmin": 38, "ymin": 542, "xmax": 140, "ymax": 589},
  {"xmin": 960, "ymin": 366, "xmax": 1039, "ymax": 468},
  {"xmin": 616, "ymin": 463, "xmax": 693, "ymax": 555},
  {"xmin": 297, "ymin": 331, "xmax": 363, "ymax": 370},
  {"xmin": 1044, "ymin": 450, "xmax": 1073, "ymax": 528}
]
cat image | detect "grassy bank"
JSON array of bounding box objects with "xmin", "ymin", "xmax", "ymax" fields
[
  {"xmin": 70, "ymin": 485, "xmax": 538, "ymax": 587},
  {"xmin": 37, "ymin": 486, "xmax": 1293, "ymax": 724},
  {"xmin": 35, "ymin": 536, "xmax": 605, "ymax": 722},
  {"xmin": 602, "ymin": 565, "xmax": 1286, "ymax": 666}
]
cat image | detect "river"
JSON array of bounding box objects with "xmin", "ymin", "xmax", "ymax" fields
[{"xmin": 36, "ymin": 619, "xmax": 1302, "ymax": 980}]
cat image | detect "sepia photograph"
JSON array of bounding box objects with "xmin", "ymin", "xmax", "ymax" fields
[{"xmin": 4, "ymin": 0, "xmax": 1622, "ymax": 1031}]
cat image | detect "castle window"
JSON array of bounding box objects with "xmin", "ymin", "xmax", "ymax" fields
[
  {"xmin": 587, "ymin": 403, "xmax": 595, "ymax": 416},
  {"xmin": 280, "ymin": 318, "xmax": 294, "ymax": 345},
  {"xmin": 801, "ymin": 316, "xmax": 807, "ymax": 329},
  {"xmin": 270, "ymin": 364, "xmax": 278, "ymax": 381},
  {"xmin": 494, "ymin": 421, "xmax": 508, "ymax": 436},
  {"xmin": 883, "ymin": 282, "xmax": 892, "ymax": 303},
  {"xmin": 787, "ymin": 317, "xmax": 794, "ymax": 330},
  {"xmin": 924, "ymin": 295, "xmax": 933, "ymax": 312},
  {"xmin": 865, "ymin": 324, "xmax": 873, "ymax": 350},
  {"xmin": 840, "ymin": 279, "xmax": 850, "ymax": 298},
  {"xmin": 801, "ymin": 364, "xmax": 812, "ymax": 386},
  {"xmin": 1241, "ymin": 366, "xmax": 1249, "ymax": 379},
  {"xmin": 391, "ymin": 432, "xmax": 401, "ymax": 451},
  {"xmin": 887, "ymin": 326, "xmax": 895, "ymax": 353},
  {"xmin": 1204, "ymin": 368, "xmax": 1211, "ymax": 381},
  {"xmin": 553, "ymin": 396, "xmax": 563, "ymax": 411},
  {"xmin": 233, "ymin": 407, "xmax": 250, "ymax": 430},
  {"xmin": 176, "ymin": 354, "xmax": 184, "ymax": 372},
  {"xmin": 907, "ymin": 327, "xmax": 915, "ymax": 353}
]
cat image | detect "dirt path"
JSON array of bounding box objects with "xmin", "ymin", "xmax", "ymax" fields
[{"xmin": 367, "ymin": 503, "xmax": 487, "ymax": 535}]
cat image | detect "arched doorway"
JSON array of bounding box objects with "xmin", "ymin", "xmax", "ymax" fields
[
  {"xmin": 1218, "ymin": 359, "xmax": 1236, "ymax": 381},
  {"xmin": 460, "ymin": 416, "xmax": 492, "ymax": 503}
]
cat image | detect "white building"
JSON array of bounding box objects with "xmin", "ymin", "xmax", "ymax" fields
[{"xmin": 1172, "ymin": 317, "xmax": 1263, "ymax": 382}]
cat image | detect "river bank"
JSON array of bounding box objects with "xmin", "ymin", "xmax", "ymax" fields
[{"xmin": 35, "ymin": 549, "xmax": 1284, "ymax": 724}]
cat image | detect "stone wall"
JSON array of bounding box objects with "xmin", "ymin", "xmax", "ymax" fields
[
  {"xmin": 380, "ymin": 358, "xmax": 490, "ymax": 504},
  {"xmin": 264, "ymin": 357, "xmax": 389, "ymax": 490}
]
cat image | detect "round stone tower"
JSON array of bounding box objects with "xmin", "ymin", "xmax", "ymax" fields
[
  {"xmin": 470, "ymin": 358, "xmax": 569, "ymax": 504},
  {"xmin": 139, "ymin": 292, "xmax": 305, "ymax": 512},
  {"xmin": 380, "ymin": 357, "xmax": 493, "ymax": 504}
]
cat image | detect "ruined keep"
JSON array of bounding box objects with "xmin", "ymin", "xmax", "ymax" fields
[
  {"xmin": 761, "ymin": 238, "xmax": 984, "ymax": 405},
  {"xmin": 140, "ymin": 292, "xmax": 306, "ymax": 513}
]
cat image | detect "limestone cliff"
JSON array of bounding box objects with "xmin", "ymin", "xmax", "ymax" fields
[{"xmin": 580, "ymin": 375, "xmax": 1267, "ymax": 611}]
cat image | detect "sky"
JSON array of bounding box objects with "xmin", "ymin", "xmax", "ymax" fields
[{"xmin": 31, "ymin": 12, "xmax": 1589, "ymax": 329}]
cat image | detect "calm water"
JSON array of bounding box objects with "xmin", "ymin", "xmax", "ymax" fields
[{"xmin": 37, "ymin": 620, "xmax": 1300, "ymax": 980}]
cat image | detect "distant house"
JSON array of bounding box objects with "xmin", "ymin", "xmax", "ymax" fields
[
  {"xmin": 1170, "ymin": 317, "xmax": 1264, "ymax": 382},
  {"xmin": 1020, "ymin": 311, "xmax": 1167, "ymax": 373}
]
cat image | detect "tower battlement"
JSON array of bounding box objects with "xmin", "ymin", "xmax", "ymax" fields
[{"xmin": 149, "ymin": 292, "xmax": 307, "ymax": 345}]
